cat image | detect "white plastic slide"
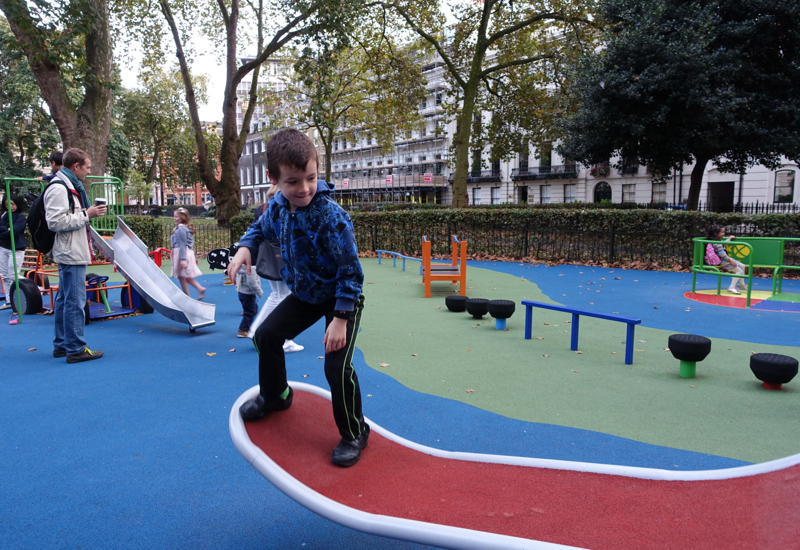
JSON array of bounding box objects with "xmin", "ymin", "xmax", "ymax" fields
[{"xmin": 91, "ymin": 217, "xmax": 215, "ymax": 332}]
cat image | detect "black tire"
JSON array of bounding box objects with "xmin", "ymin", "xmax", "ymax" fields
[
  {"xmin": 488, "ymin": 299, "xmax": 516, "ymax": 319},
  {"xmin": 750, "ymin": 353, "xmax": 799, "ymax": 384},
  {"xmin": 668, "ymin": 334, "xmax": 712, "ymax": 363},
  {"xmin": 120, "ymin": 286, "xmax": 154, "ymax": 314},
  {"xmin": 9, "ymin": 278, "xmax": 43, "ymax": 315},
  {"xmin": 465, "ymin": 298, "xmax": 489, "ymax": 319},
  {"xmin": 445, "ymin": 295, "xmax": 469, "ymax": 312}
]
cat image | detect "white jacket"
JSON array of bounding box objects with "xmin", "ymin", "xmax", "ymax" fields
[{"xmin": 43, "ymin": 175, "xmax": 92, "ymax": 265}]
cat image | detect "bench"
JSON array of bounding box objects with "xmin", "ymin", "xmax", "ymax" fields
[
  {"xmin": 522, "ymin": 300, "xmax": 642, "ymax": 365},
  {"xmin": 375, "ymin": 250, "xmax": 423, "ymax": 275}
]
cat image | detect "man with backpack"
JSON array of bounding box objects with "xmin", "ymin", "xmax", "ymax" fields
[{"xmin": 43, "ymin": 148, "xmax": 107, "ymax": 363}]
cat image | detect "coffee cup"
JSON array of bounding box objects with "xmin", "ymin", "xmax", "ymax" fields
[{"xmin": 95, "ymin": 198, "xmax": 107, "ymax": 207}]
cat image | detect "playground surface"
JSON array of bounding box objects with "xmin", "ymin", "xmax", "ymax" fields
[{"xmin": 2, "ymin": 257, "xmax": 798, "ymax": 549}]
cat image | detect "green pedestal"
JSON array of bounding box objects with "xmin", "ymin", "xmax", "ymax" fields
[{"xmin": 680, "ymin": 360, "xmax": 697, "ymax": 378}]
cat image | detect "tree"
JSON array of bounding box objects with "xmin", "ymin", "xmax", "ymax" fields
[
  {"xmin": 118, "ymin": 0, "xmax": 361, "ymax": 223},
  {"xmin": 0, "ymin": 18, "xmax": 60, "ymax": 183},
  {"xmin": 273, "ymin": 36, "xmax": 425, "ymax": 181},
  {"xmin": 0, "ymin": 0, "xmax": 114, "ymax": 176},
  {"xmin": 118, "ymin": 68, "xmax": 200, "ymax": 204},
  {"xmin": 377, "ymin": 0, "xmax": 599, "ymax": 207},
  {"xmin": 162, "ymin": 126, "xmax": 221, "ymax": 204},
  {"xmin": 124, "ymin": 168, "xmax": 149, "ymax": 213},
  {"xmin": 558, "ymin": 0, "xmax": 800, "ymax": 210}
]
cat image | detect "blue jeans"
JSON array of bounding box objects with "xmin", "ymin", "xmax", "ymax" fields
[
  {"xmin": 238, "ymin": 292, "xmax": 258, "ymax": 332},
  {"xmin": 54, "ymin": 264, "xmax": 87, "ymax": 354}
]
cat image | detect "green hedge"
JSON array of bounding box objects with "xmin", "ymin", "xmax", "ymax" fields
[{"xmin": 350, "ymin": 209, "xmax": 800, "ymax": 267}]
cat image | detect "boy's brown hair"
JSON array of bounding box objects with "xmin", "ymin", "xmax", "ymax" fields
[
  {"xmin": 266, "ymin": 129, "xmax": 318, "ymax": 181},
  {"xmin": 62, "ymin": 148, "xmax": 90, "ymax": 171}
]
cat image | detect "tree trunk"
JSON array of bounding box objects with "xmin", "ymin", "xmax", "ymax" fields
[
  {"xmin": 450, "ymin": 80, "xmax": 480, "ymax": 208},
  {"xmin": 160, "ymin": 0, "xmax": 230, "ymax": 222},
  {"xmin": 1, "ymin": 0, "xmax": 113, "ymax": 176},
  {"xmin": 687, "ymin": 154, "xmax": 710, "ymax": 211}
]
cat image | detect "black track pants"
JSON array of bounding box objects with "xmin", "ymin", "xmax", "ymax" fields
[{"xmin": 253, "ymin": 293, "xmax": 366, "ymax": 441}]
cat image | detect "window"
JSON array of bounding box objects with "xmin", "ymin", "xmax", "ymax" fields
[
  {"xmin": 622, "ymin": 184, "xmax": 636, "ymax": 203},
  {"xmin": 420, "ymin": 98, "xmax": 428, "ymax": 110},
  {"xmin": 491, "ymin": 160, "xmax": 500, "ymax": 175},
  {"xmin": 435, "ymin": 92, "xmax": 443, "ymax": 106},
  {"xmin": 255, "ymin": 165, "xmax": 261, "ymax": 184},
  {"xmin": 564, "ymin": 184, "xmax": 576, "ymax": 203},
  {"xmin": 334, "ymin": 140, "xmax": 339, "ymax": 151},
  {"xmin": 775, "ymin": 170, "xmax": 795, "ymax": 203},
  {"xmin": 652, "ymin": 182, "xmax": 667, "ymax": 203},
  {"xmin": 472, "ymin": 187, "xmax": 482, "ymax": 205},
  {"xmin": 491, "ymin": 186, "xmax": 500, "ymax": 205},
  {"xmin": 246, "ymin": 143, "xmax": 252, "ymax": 156},
  {"xmin": 540, "ymin": 184, "xmax": 551, "ymax": 204},
  {"xmin": 519, "ymin": 153, "xmax": 529, "ymax": 171}
]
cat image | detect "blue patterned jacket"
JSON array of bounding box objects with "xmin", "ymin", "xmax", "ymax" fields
[{"xmin": 239, "ymin": 179, "xmax": 363, "ymax": 312}]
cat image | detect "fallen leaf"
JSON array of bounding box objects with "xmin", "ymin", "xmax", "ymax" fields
[
  {"xmin": 653, "ymin": 307, "xmax": 659, "ymax": 309},
  {"xmin": 206, "ymin": 352, "xmax": 216, "ymax": 357},
  {"xmin": 611, "ymin": 352, "xmax": 617, "ymax": 354},
  {"xmin": 367, "ymin": 394, "xmax": 372, "ymax": 397},
  {"xmin": 558, "ymin": 274, "xmax": 564, "ymax": 277},
  {"xmin": 435, "ymin": 306, "xmax": 441, "ymax": 309},
  {"xmin": 574, "ymin": 351, "xmax": 583, "ymax": 354},
  {"xmin": 229, "ymin": 348, "xmax": 236, "ymax": 352},
  {"xmin": 466, "ymin": 348, "xmax": 471, "ymax": 351},
  {"xmin": 615, "ymin": 277, "xmax": 621, "ymax": 280},
  {"xmin": 411, "ymin": 353, "xmax": 418, "ymax": 356},
  {"xmin": 543, "ymin": 322, "xmax": 549, "ymax": 325},
  {"xmin": 543, "ymin": 354, "xmax": 549, "ymax": 357},
  {"xmin": 573, "ymin": 370, "xmax": 580, "ymax": 373},
  {"xmin": 589, "ymin": 302, "xmax": 594, "ymax": 305},
  {"xmin": 380, "ymin": 363, "xmax": 390, "ymax": 367},
  {"xmin": 28, "ymin": 347, "xmax": 36, "ymax": 351},
  {"xmin": 317, "ymin": 356, "xmax": 324, "ymax": 359},
  {"xmin": 303, "ymin": 374, "xmax": 309, "ymax": 378},
  {"xmin": 638, "ymin": 340, "xmax": 646, "ymax": 342},
  {"xmin": 664, "ymin": 348, "xmax": 670, "ymax": 351},
  {"xmin": 689, "ymin": 385, "xmax": 698, "ymax": 388},
  {"xmin": 536, "ymin": 337, "xmax": 543, "ymax": 340},
  {"xmin": 635, "ymin": 349, "xmax": 645, "ymax": 352},
  {"xmin": 138, "ymin": 330, "xmax": 143, "ymax": 333},
  {"xmin": 466, "ymin": 389, "xmax": 474, "ymax": 393}
]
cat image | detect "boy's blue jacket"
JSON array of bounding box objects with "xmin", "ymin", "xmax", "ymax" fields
[{"xmin": 239, "ymin": 179, "xmax": 363, "ymax": 312}]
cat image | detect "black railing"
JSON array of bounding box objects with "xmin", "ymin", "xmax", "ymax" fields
[
  {"xmin": 467, "ymin": 169, "xmax": 502, "ymax": 182},
  {"xmin": 511, "ymin": 165, "xmax": 579, "ymax": 181},
  {"xmin": 697, "ymin": 201, "xmax": 800, "ymax": 214}
]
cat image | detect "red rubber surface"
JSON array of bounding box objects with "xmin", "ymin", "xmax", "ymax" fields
[{"xmin": 245, "ymin": 389, "xmax": 800, "ymax": 550}]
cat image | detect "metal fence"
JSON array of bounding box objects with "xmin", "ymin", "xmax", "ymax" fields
[{"xmin": 134, "ymin": 221, "xmax": 234, "ymax": 259}]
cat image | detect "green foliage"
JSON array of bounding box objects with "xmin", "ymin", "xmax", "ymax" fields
[
  {"xmin": 558, "ymin": 0, "xmax": 800, "ymax": 209},
  {"xmin": 230, "ymin": 212, "xmax": 255, "ymax": 242},
  {"xmin": 107, "ymin": 121, "xmax": 131, "ymax": 181}
]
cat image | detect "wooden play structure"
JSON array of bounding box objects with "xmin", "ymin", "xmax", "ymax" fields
[
  {"xmin": 421, "ymin": 235, "xmax": 467, "ymax": 298},
  {"xmin": 691, "ymin": 236, "xmax": 800, "ymax": 307}
]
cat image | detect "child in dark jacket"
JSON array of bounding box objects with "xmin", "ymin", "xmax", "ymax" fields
[
  {"xmin": 227, "ymin": 128, "xmax": 367, "ymax": 467},
  {"xmin": 0, "ymin": 194, "xmax": 28, "ymax": 310}
]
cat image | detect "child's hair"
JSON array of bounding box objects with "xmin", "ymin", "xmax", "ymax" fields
[
  {"xmin": 266, "ymin": 184, "xmax": 279, "ymax": 199},
  {"xmin": 2, "ymin": 194, "xmax": 27, "ymax": 213},
  {"xmin": 266, "ymin": 128, "xmax": 318, "ymax": 181},
  {"xmin": 48, "ymin": 151, "xmax": 63, "ymax": 166},
  {"xmin": 175, "ymin": 207, "xmax": 195, "ymax": 234},
  {"xmin": 705, "ymin": 224, "xmax": 723, "ymax": 240}
]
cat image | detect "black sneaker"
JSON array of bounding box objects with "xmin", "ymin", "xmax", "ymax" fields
[
  {"xmin": 53, "ymin": 348, "xmax": 67, "ymax": 358},
  {"xmin": 66, "ymin": 347, "xmax": 104, "ymax": 363},
  {"xmin": 239, "ymin": 387, "xmax": 293, "ymax": 422},
  {"xmin": 331, "ymin": 424, "xmax": 370, "ymax": 467}
]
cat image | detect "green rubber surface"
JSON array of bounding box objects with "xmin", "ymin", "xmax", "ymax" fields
[{"xmin": 358, "ymin": 258, "xmax": 800, "ymax": 464}]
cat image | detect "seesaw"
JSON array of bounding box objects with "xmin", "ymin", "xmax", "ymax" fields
[{"xmin": 230, "ymin": 383, "xmax": 800, "ymax": 550}]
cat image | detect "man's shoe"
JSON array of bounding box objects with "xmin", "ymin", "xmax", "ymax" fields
[
  {"xmin": 53, "ymin": 348, "xmax": 67, "ymax": 358},
  {"xmin": 331, "ymin": 424, "xmax": 370, "ymax": 467},
  {"xmin": 0, "ymin": 302, "xmax": 11, "ymax": 310},
  {"xmin": 66, "ymin": 347, "xmax": 104, "ymax": 363},
  {"xmin": 237, "ymin": 330, "xmax": 249, "ymax": 338},
  {"xmin": 240, "ymin": 387, "xmax": 293, "ymax": 421}
]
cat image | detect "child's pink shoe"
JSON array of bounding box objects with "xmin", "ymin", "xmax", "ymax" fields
[{"xmin": 9, "ymin": 313, "xmax": 19, "ymax": 325}]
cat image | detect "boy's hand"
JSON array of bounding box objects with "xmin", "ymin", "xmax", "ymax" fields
[
  {"xmin": 323, "ymin": 317, "xmax": 348, "ymax": 353},
  {"xmin": 226, "ymin": 247, "xmax": 252, "ymax": 278}
]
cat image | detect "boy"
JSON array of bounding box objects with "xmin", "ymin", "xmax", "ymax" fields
[
  {"xmin": 226, "ymin": 128, "xmax": 368, "ymax": 467},
  {"xmin": 235, "ymin": 255, "xmax": 263, "ymax": 338}
]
